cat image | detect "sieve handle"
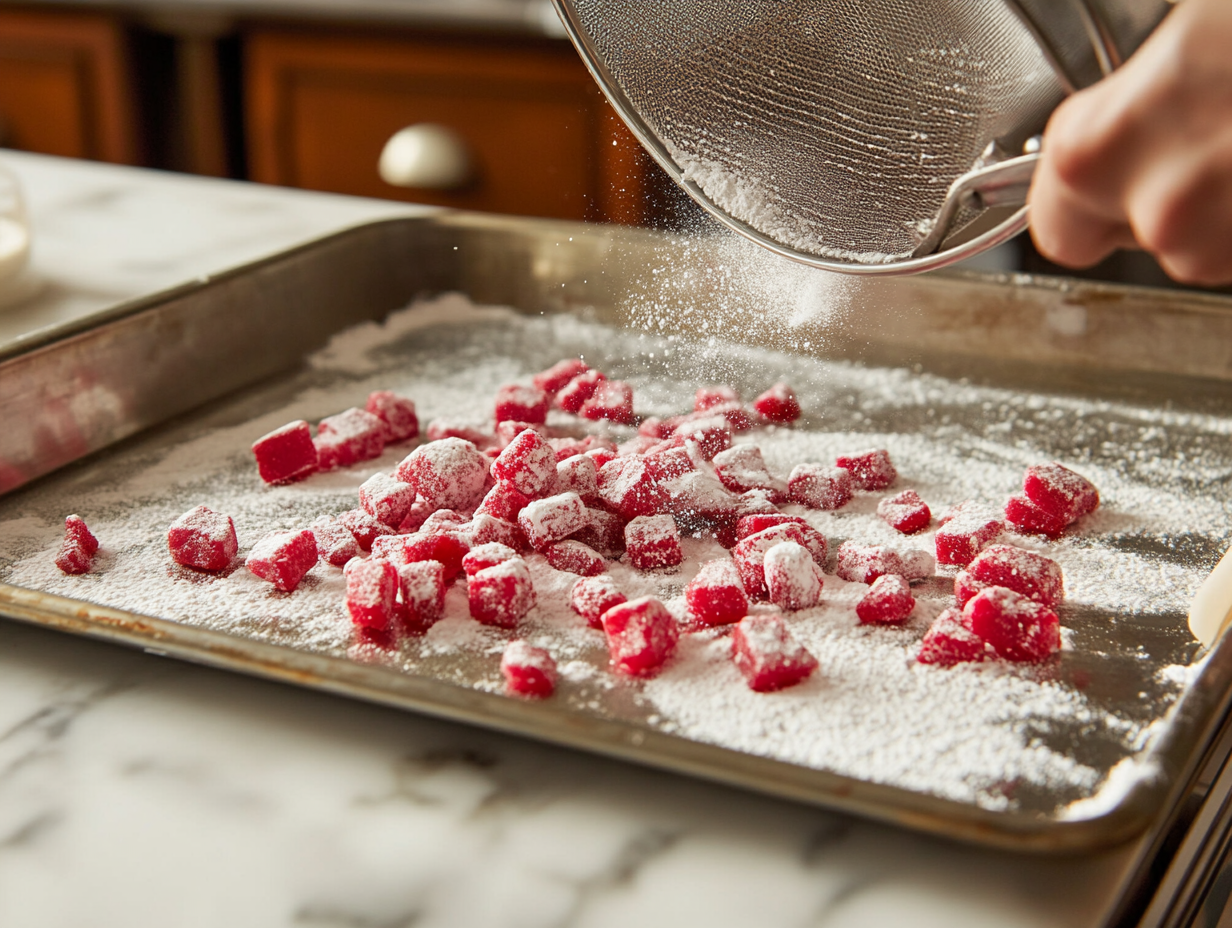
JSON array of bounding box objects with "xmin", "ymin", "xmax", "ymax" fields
[
  {"xmin": 1190, "ymin": 547, "xmax": 1232, "ymax": 647},
  {"xmin": 912, "ymin": 154, "xmax": 1040, "ymax": 259}
]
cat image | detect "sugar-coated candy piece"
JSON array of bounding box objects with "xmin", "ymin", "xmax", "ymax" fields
[
  {"xmin": 395, "ymin": 438, "xmax": 488, "ymax": 510},
  {"xmin": 963, "ymin": 544, "xmax": 1064, "ymax": 607},
  {"xmin": 477, "ymin": 480, "xmax": 531, "ymax": 523},
  {"xmin": 555, "ymin": 453, "xmax": 599, "ymax": 503},
  {"xmin": 620, "ymin": 435, "xmax": 658, "ymax": 457},
  {"xmin": 899, "ymin": 548, "xmax": 936, "ymax": 581},
  {"xmin": 671, "ymin": 415, "xmax": 732, "ymax": 460},
  {"xmin": 856, "ymin": 574, "xmax": 914, "ymax": 625},
  {"xmin": 495, "ymin": 420, "xmax": 548, "ymax": 449},
  {"xmin": 580, "ymin": 380, "xmax": 635, "ymax": 425},
  {"xmin": 402, "ymin": 530, "xmax": 471, "ymax": 580},
  {"xmin": 337, "ymin": 508, "xmax": 394, "ymax": 551},
  {"xmin": 549, "ymin": 436, "xmax": 588, "ymax": 461},
  {"xmin": 638, "ymin": 415, "xmax": 683, "ymax": 439},
  {"xmin": 953, "ymin": 570, "xmax": 992, "ymax": 607},
  {"xmin": 466, "ymin": 513, "xmax": 528, "ymax": 552},
  {"xmin": 877, "ymin": 489, "xmax": 931, "ymax": 534},
  {"xmin": 246, "ymin": 529, "xmax": 318, "ymax": 592},
  {"xmin": 501, "ymin": 640, "xmax": 557, "ymax": 698},
  {"xmin": 571, "ymin": 575, "xmax": 628, "ymax": 629},
  {"xmin": 533, "ymin": 358, "xmax": 589, "ymax": 395},
  {"xmin": 664, "ymin": 470, "xmax": 742, "ymax": 524},
  {"xmin": 365, "ymin": 391, "xmax": 419, "ymax": 442},
  {"xmin": 54, "ymin": 514, "xmax": 100, "ymax": 575},
  {"xmin": 463, "ymin": 542, "xmax": 519, "ymax": 576},
  {"xmin": 597, "ymin": 456, "xmax": 669, "ymax": 520},
  {"xmin": 420, "ymin": 509, "xmax": 469, "ymax": 535},
  {"xmin": 917, "ymin": 607, "xmax": 987, "ymax": 666},
  {"xmin": 834, "ymin": 542, "xmax": 903, "ymax": 585},
  {"xmin": 397, "ymin": 498, "xmax": 434, "ymax": 534},
  {"xmin": 764, "ymin": 541, "xmax": 823, "ymax": 611},
  {"xmin": 572, "ymin": 508, "xmax": 626, "ymax": 557},
  {"xmin": 733, "ymin": 524, "xmax": 827, "ymax": 597},
  {"xmin": 1023, "ymin": 462, "xmax": 1099, "ymax": 523},
  {"xmin": 545, "ymin": 540, "xmax": 606, "ymax": 576},
  {"xmin": 251, "ymin": 420, "xmax": 318, "ymax": 484},
  {"xmin": 557, "ymin": 369, "xmax": 606, "ymax": 413},
  {"xmin": 624, "ymin": 514, "xmax": 683, "ymax": 570},
  {"xmin": 788, "ymin": 464, "xmax": 853, "ymax": 510},
  {"xmin": 695, "ymin": 385, "xmax": 740, "ymax": 412},
  {"xmin": 397, "ymin": 560, "xmax": 445, "ymax": 631},
  {"xmin": 586, "ymin": 447, "xmax": 618, "ymax": 470},
  {"xmin": 494, "ymin": 384, "xmax": 550, "ymax": 425},
  {"xmin": 358, "ymin": 473, "xmax": 417, "ymax": 528},
  {"xmin": 752, "ymin": 382, "xmax": 801, "ymax": 424},
  {"xmin": 518, "ymin": 492, "xmax": 590, "ymax": 550},
  {"xmin": 425, "ymin": 418, "xmax": 492, "ymax": 447},
  {"xmin": 345, "ymin": 557, "xmax": 399, "ymax": 630},
  {"xmin": 601, "ymin": 596, "xmax": 679, "ymax": 677},
  {"xmin": 934, "ymin": 501, "xmax": 1003, "ymax": 566},
  {"xmin": 685, "ymin": 558, "xmax": 749, "ymax": 626},
  {"xmin": 1005, "ymin": 492, "xmax": 1069, "ymax": 538},
  {"xmin": 468, "ymin": 558, "xmax": 535, "ymax": 628},
  {"xmin": 168, "ymin": 505, "xmax": 238, "ymax": 571},
  {"xmin": 309, "ymin": 516, "xmax": 359, "ymax": 567},
  {"xmin": 315, "ymin": 407, "xmax": 387, "ymax": 469},
  {"xmin": 712, "ymin": 446, "xmax": 788, "ymax": 500},
  {"xmin": 731, "ymin": 612, "xmax": 818, "ymax": 692},
  {"xmin": 835, "ymin": 449, "xmax": 897, "ymax": 491},
  {"xmin": 704, "ymin": 400, "xmax": 754, "ymax": 432},
  {"xmin": 644, "ymin": 445, "xmax": 694, "ymax": 482},
  {"xmin": 370, "ymin": 534, "xmax": 409, "ymax": 565},
  {"xmin": 735, "ymin": 513, "xmax": 806, "ymax": 540},
  {"xmin": 963, "ymin": 586, "xmax": 1061, "ymax": 663},
  {"xmin": 492, "ymin": 428, "xmax": 557, "ymax": 497}
]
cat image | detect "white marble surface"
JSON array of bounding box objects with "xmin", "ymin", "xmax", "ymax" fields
[{"xmin": 0, "ymin": 153, "xmax": 1143, "ymax": 927}]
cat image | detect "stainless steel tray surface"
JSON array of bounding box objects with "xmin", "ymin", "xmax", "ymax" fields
[{"xmin": 2, "ymin": 214, "xmax": 1232, "ymax": 853}]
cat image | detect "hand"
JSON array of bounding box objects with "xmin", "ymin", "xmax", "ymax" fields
[{"xmin": 1027, "ymin": 0, "xmax": 1232, "ymax": 286}]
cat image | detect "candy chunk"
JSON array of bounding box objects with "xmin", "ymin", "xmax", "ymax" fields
[
  {"xmin": 704, "ymin": 400, "xmax": 754, "ymax": 432},
  {"xmin": 712, "ymin": 445, "xmax": 788, "ymax": 500},
  {"xmin": 397, "ymin": 560, "xmax": 445, "ymax": 631},
  {"xmin": 836, "ymin": 449, "xmax": 897, "ymax": 491},
  {"xmin": 731, "ymin": 613, "xmax": 818, "ymax": 692},
  {"xmin": 1005, "ymin": 492, "xmax": 1069, "ymax": 538},
  {"xmin": 315, "ymin": 407, "xmax": 387, "ymax": 469},
  {"xmin": 752, "ymin": 382, "xmax": 801, "ymax": 423},
  {"xmin": 601, "ymin": 596, "xmax": 679, "ymax": 677},
  {"xmin": 664, "ymin": 470, "xmax": 742, "ymax": 525},
  {"xmin": 877, "ymin": 489, "xmax": 931, "ymax": 534},
  {"xmin": 425, "ymin": 418, "xmax": 492, "ymax": 447},
  {"xmin": 1024, "ymin": 462, "xmax": 1099, "ymax": 523},
  {"xmin": 644, "ymin": 445, "xmax": 694, "ymax": 482},
  {"xmin": 685, "ymin": 559, "xmax": 749, "ymax": 627},
  {"xmin": 546, "ymin": 540, "xmax": 606, "ymax": 576},
  {"xmin": 534, "ymin": 358, "xmax": 589, "ymax": 395},
  {"xmin": 934, "ymin": 501, "xmax": 1003, "ymax": 566},
  {"xmin": 345, "ymin": 557, "xmax": 399, "ymax": 629},
  {"xmin": 899, "ymin": 548, "xmax": 936, "ymax": 581},
  {"xmin": 835, "ymin": 542, "xmax": 902, "ymax": 584},
  {"xmin": 580, "ymin": 380, "xmax": 635, "ymax": 425},
  {"xmin": 764, "ymin": 541, "xmax": 823, "ymax": 611},
  {"xmin": 55, "ymin": 514, "xmax": 99, "ymax": 575},
  {"xmin": 571, "ymin": 574, "xmax": 628, "ymax": 629},
  {"xmin": 586, "ymin": 446, "xmax": 618, "ymax": 470},
  {"xmin": 695, "ymin": 385, "xmax": 740, "ymax": 411},
  {"xmin": 358, "ymin": 473, "xmax": 417, "ymax": 528},
  {"xmin": 953, "ymin": 570, "xmax": 992, "ymax": 607},
  {"xmin": 518, "ymin": 492, "xmax": 590, "ymax": 550},
  {"xmin": 856, "ymin": 574, "xmax": 914, "ymax": 625},
  {"xmin": 463, "ymin": 542, "xmax": 519, "ymax": 576},
  {"xmin": 557, "ymin": 369, "xmax": 606, "ymax": 413},
  {"xmin": 495, "ymin": 420, "xmax": 547, "ymax": 450},
  {"xmin": 168, "ymin": 505, "xmax": 238, "ymax": 571},
  {"xmin": 597, "ymin": 456, "xmax": 669, "ymax": 520},
  {"xmin": 961, "ymin": 544, "xmax": 1064, "ymax": 607},
  {"xmin": 555, "ymin": 453, "xmax": 599, "ymax": 502},
  {"xmin": 402, "ymin": 530, "xmax": 471, "ymax": 580},
  {"xmin": 491, "ymin": 428, "xmax": 557, "ymax": 497},
  {"xmin": 734, "ymin": 524, "xmax": 827, "ymax": 597},
  {"xmin": 572, "ymin": 508, "xmax": 626, "ymax": 557},
  {"xmin": 624, "ymin": 514, "xmax": 683, "ymax": 570},
  {"xmin": 397, "ymin": 498, "xmax": 434, "ymax": 534},
  {"xmin": 918, "ymin": 607, "xmax": 987, "ymax": 666},
  {"xmin": 963, "ymin": 586, "xmax": 1061, "ymax": 662},
  {"xmin": 420, "ymin": 509, "xmax": 469, "ymax": 536},
  {"xmin": 337, "ymin": 508, "xmax": 394, "ymax": 551},
  {"xmin": 365, "ymin": 391, "xmax": 419, "ymax": 443},
  {"xmin": 251, "ymin": 420, "xmax": 318, "ymax": 484},
  {"xmin": 310, "ymin": 516, "xmax": 359, "ymax": 567},
  {"xmin": 476, "ymin": 480, "xmax": 531, "ymax": 522},
  {"xmin": 501, "ymin": 640, "xmax": 557, "ymax": 698},
  {"xmin": 671, "ymin": 415, "xmax": 732, "ymax": 460},
  {"xmin": 494, "ymin": 384, "xmax": 550, "ymax": 425},
  {"xmin": 466, "ymin": 513, "xmax": 529, "ymax": 552},
  {"xmin": 735, "ymin": 513, "xmax": 806, "ymax": 540},
  {"xmin": 370, "ymin": 534, "xmax": 409, "ymax": 565},
  {"xmin": 395, "ymin": 438, "xmax": 488, "ymax": 510},
  {"xmin": 246, "ymin": 529, "xmax": 318, "ymax": 592},
  {"xmin": 638, "ymin": 415, "xmax": 683, "ymax": 439},
  {"xmin": 468, "ymin": 558, "xmax": 535, "ymax": 628},
  {"xmin": 788, "ymin": 464, "xmax": 853, "ymax": 510}
]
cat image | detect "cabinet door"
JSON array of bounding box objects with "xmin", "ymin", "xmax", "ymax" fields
[
  {"xmin": 245, "ymin": 28, "xmax": 653, "ymax": 224},
  {"xmin": 0, "ymin": 7, "xmax": 136, "ymax": 163}
]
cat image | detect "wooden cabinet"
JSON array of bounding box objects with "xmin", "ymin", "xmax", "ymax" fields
[{"xmin": 245, "ymin": 28, "xmax": 657, "ymax": 224}]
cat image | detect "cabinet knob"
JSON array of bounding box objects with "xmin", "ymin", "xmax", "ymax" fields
[{"xmin": 378, "ymin": 124, "xmax": 473, "ymax": 190}]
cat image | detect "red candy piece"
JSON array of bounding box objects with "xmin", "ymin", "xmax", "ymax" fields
[
  {"xmin": 586, "ymin": 447, "xmax": 618, "ymax": 470},
  {"xmin": 856, "ymin": 574, "xmax": 914, "ymax": 624},
  {"xmin": 337, "ymin": 508, "xmax": 394, "ymax": 551},
  {"xmin": 671, "ymin": 415, "xmax": 732, "ymax": 460},
  {"xmin": 501, "ymin": 640, "xmax": 558, "ymax": 698},
  {"xmin": 695, "ymin": 385, "xmax": 740, "ymax": 411},
  {"xmin": 752, "ymin": 382, "xmax": 801, "ymax": 423},
  {"xmin": 310, "ymin": 516, "xmax": 359, "ymax": 567},
  {"xmin": 735, "ymin": 513, "xmax": 806, "ymax": 540},
  {"xmin": 570, "ymin": 575, "xmax": 627, "ymax": 630},
  {"xmin": 638, "ymin": 415, "xmax": 683, "ymax": 439},
  {"xmin": 477, "ymin": 480, "xmax": 531, "ymax": 522},
  {"xmin": 557, "ymin": 369, "xmax": 606, "ymax": 413},
  {"xmin": 545, "ymin": 540, "xmax": 606, "ymax": 576},
  {"xmin": 644, "ymin": 445, "xmax": 694, "ymax": 482},
  {"xmin": 420, "ymin": 509, "xmax": 469, "ymax": 535},
  {"xmin": 601, "ymin": 596, "xmax": 679, "ymax": 677},
  {"xmin": 555, "ymin": 453, "xmax": 599, "ymax": 503},
  {"xmin": 345, "ymin": 557, "xmax": 399, "ymax": 629},
  {"xmin": 55, "ymin": 514, "xmax": 99, "ymax": 575},
  {"xmin": 534, "ymin": 358, "xmax": 589, "ymax": 395},
  {"xmin": 733, "ymin": 524, "xmax": 827, "ymax": 597},
  {"xmin": 315, "ymin": 407, "xmax": 387, "ymax": 469},
  {"xmin": 731, "ymin": 612, "xmax": 818, "ymax": 692},
  {"xmin": 1024, "ymin": 462, "xmax": 1099, "ymax": 524},
  {"xmin": 518, "ymin": 492, "xmax": 590, "ymax": 550},
  {"xmin": 704, "ymin": 401, "xmax": 754, "ymax": 432},
  {"xmin": 466, "ymin": 513, "xmax": 528, "ymax": 552},
  {"xmin": 934, "ymin": 501, "xmax": 1003, "ymax": 566},
  {"xmin": 1005, "ymin": 492, "xmax": 1069, "ymax": 538},
  {"xmin": 580, "ymin": 380, "xmax": 635, "ymax": 425},
  {"xmin": 492, "ymin": 429, "xmax": 557, "ymax": 497},
  {"xmin": 572, "ymin": 508, "xmax": 626, "ymax": 557},
  {"xmin": 764, "ymin": 541, "xmax": 823, "ymax": 611},
  {"xmin": 251, "ymin": 420, "xmax": 318, "ymax": 485},
  {"xmin": 624, "ymin": 514, "xmax": 683, "ymax": 570},
  {"xmin": 425, "ymin": 418, "xmax": 492, "ymax": 447},
  {"xmin": 365, "ymin": 391, "xmax": 419, "ymax": 443},
  {"xmin": 963, "ymin": 586, "xmax": 1061, "ymax": 663},
  {"xmin": 959, "ymin": 544, "xmax": 1064, "ymax": 607},
  {"xmin": 398, "ymin": 498, "xmax": 434, "ymax": 534},
  {"xmin": 712, "ymin": 446, "xmax": 788, "ymax": 500},
  {"xmin": 463, "ymin": 542, "xmax": 519, "ymax": 576},
  {"xmin": 494, "ymin": 384, "xmax": 550, "ymax": 425},
  {"xmin": 403, "ymin": 530, "xmax": 471, "ymax": 580},
  {"xmin": 395, "ymin": 438, "xmax": 488, "ymax": 510},
  {"xmin": 168, "ymin": 505, "xmax": 238, "ymax": 571},
  {"xmin": 358, "ymin": 473, "xmax": 417, "ymax": 528},
  {"xmin": 686, "ymin": 558, "xmax": 750, "ymax": 627},
  {"xmin": 597, "ymin": 456, "xmax": 669, "ymax": 520},
  {"xmin": 788, "ymin": 464, "xmax": 853, "ymax": 510},
  {"xmin": 664, "ymin": 470, "xmax": 742, "ymax": 526},
  {"xmin": 877, "ymin": 489, "xmax": 931, "ymax": 534},
  {"xmin": 468, "ymin": 558, "xmax": 535, "ymax": 628},
  {"xmin": 397, "ymin": 560, "xmax": 445, "ymax": 631},
  {"xmin": 918, "ymin": 607, "xmax": 987, "ymax": 666},
  {"xmin": 835, "ymin": 542, "xmax": 903, "ymax": 584},
  {"xmin": 835, "ymin": 449, "xmax": 897, "ymax": 490},
  {"xmin": 246, "ymin": 529, "xmax": 318, "ymax": 592}
]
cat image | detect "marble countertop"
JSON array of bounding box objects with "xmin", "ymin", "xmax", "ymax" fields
[{"xmin": 0, "ymin": 152, "xmax": 1144, "ymax": 927}]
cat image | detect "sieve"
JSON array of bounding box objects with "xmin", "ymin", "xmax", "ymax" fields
[{"xmin": 551, "ymin": 0, "xmax": 1172, "ymax": 274}]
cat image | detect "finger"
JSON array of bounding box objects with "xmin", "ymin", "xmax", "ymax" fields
[
  {"xmin": 1028, "ymin": 159, "xmax": 1134, "ymax": 268},
  {"xmin": 1131, "ymin": 154, "xmax": 1232, "ymax": 285}
]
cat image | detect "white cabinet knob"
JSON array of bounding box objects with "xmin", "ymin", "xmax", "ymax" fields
[{"xmin": 378, "ymin": 124, "xmax": 473, "ymax": 190}]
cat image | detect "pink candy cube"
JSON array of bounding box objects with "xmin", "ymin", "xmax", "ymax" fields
[
  {"xmin": 555, "ymin": 453, "xmax": 599, "ymax": 503},
  {"xmin": 491, "ymin": 428, "xmax": 557, "ymax": 497},
  {"xmin": 477, "ymin": 480, "xmax": 531, "ymax": 522},
  {"xmin": 345, "ymin": 557, "xmax": 399, "ymax": 629},
  {"xmin": 337, "ymin": 508, "xmax": 394, "ymax": 551},
  {"xmin": 572, "ymin": 508, "xmax": 626, "ymax": 557},
  {"xmin": 695, "ymin": 385, "xmax": 740, "ymax": 411},
  {"xmin": 310, "ymin": 516, "xmax": 359, "ymax": 567},
  {"xmin": 835, "ymin": 449, "xmax": 897, "ymax": 491},
  {"xmin": 788, "ymin": 464, "xmax": 853, "ymax": 510},
  {"xmin": 958, "ymin": 544, "xmax": 1064, "ymax": 607},
  {"xmin": 403, "ymin": 530, "xmax": 471, "ymax": 580},
  {"xmin": 731, "ymin": 612, "xmax": 818, "ymax": 691},
  {"xmin": 570, "ymin": 574, "xmax": 628, "ymax": 629},
  {"xmin": 671, "ymin": 415, "xmax": 732, "ymax": 460},
  {"xmin": 934, "ymin": 501, "xmax": 1003, "ymax": 566},
  {"xmin": 1024, "ymin": 462, "xmax": 1099, "ymax": 524},
  {"xmin": 466, "ymin": 513, "xmax": 529, "ymax": 552},
  {"xmin": 752, "ymin": 382, "xmax": 801, "ymax": 423},
  {"xmin": 579, "ymin": 380, "xmax": 635, "ymax": 425},
  {"xmin": 557, "ymin": 369, "xmax": 606, "ymax": 413},
  {"xmin": 365, "ymin": 391, "xmax": 419, "ymax": 443},
  {"xmin": 246, "ymin": 528, "xmax": 318, "ymax": 592},
  {"xmin": 685, "ymin": 558, "xmax": 749, "ymax": 627},
  {"xmin": 518, "ymin": 492, "xmax": 590, "ymax": 550},
  {"xmin": 963, "ymin": 586, "xmax": 1061, "ymax": 663},
  {"xmin": 251, "ymin": 420, "xmax": 319, "ymax": 484},
  {"xmin": 1005, "ymin": 492, "xmax": 1069, "ymax": 538},
  {"xmin": 168, "ymin": 505, "xmax": 238, "ymax": 571},
  {"xmin": 835, "ymin": 542, "xmax": 903, "ymax": 585},
  {"xmin": 494, "ymin": 384, "xmax": 550, "ymax": 425},
  {"xmin": 733, "ymin": 523, "xmax": 826, "ymax": 597},
  {"xmin": 425, "ymin": 418, "xmax": 492, "ymax": 447},
  {"xmin": 358, "ymin": 473, "xmax": 417, "ymax": 528},
  {"xmin": 545, "ymin": 540, "xmax": 606, "ymax": 576},
  {"xmin": 463, "ymin": 542, "xmax": 520, "ymax": 576},
  {"xmin": 735, "ymin": 513, "xmax": 806, "ymax": 541},
  {"xmin": 712, "ymin": 445, "xmax": 788, "ymax": 500},
  {"xmin": 856, "ymin": 574, "xmax": 914, "ymax": 624},
  {"xmin": 624, "ymin": 514, "xmax": 682, "ymax": 570},
  {"xmin": 601, "ymin": 595, "xmax": 679, "ymax": 677},
  {"xmin": 877, "ymin": 489, "xmax": 931, "ymax": 534},
  {"xmin": 501, "ymin": 640, "xmax": 557, "ymax": 698},
  {"xmin": 55, "ymin": 514, "xmax": 99, "ymax": 575},
  {"xmin": 917, "ymin": 607, "xmax": 987, "ymax": 666},
  {"xmin": 533, "ymin": 358, "xmax": 589, "ymax": 395},
  {"xmin": 397, "ymin": 560, "xmax": 445, "ymax": 631},
  {"xmin": 395, "ymin": 438, "xmax": 489, "ymax": 511},
  {"xmin": 764, "ymin": 541, "xmax": 823, "ymax": 611},
  {"xmin": 315, "ymin": 407, "xmax": 387, "ymax": 469},
  {"xmin": 468, "ymin": 558, "xmax": 535, "ymax": 628},
  {"xmin": 597, "ymin": 456, "xmax": 669, "ymax": 520}
]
